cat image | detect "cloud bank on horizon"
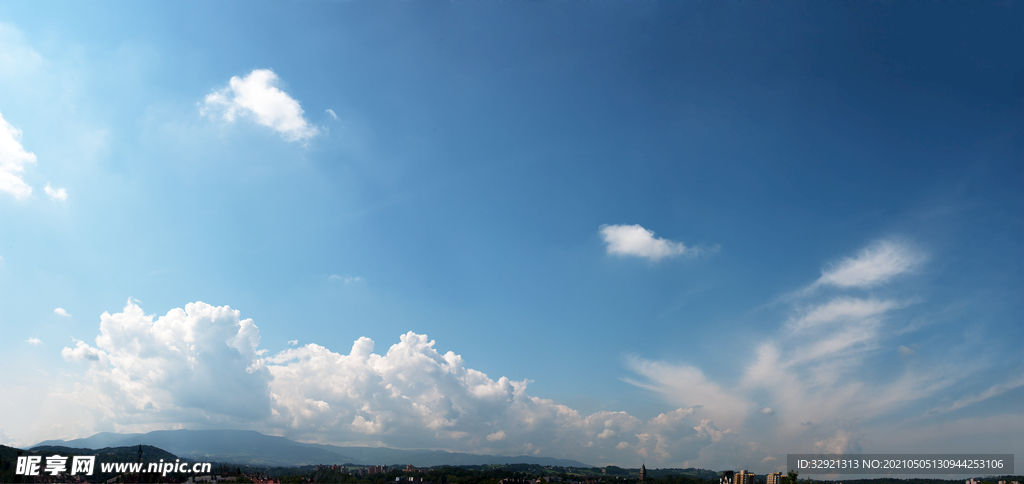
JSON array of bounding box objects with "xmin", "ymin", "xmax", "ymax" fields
[
  {"xmin": 28, "ymin": 239, "xmax": 1018, "ymax": 469},
  {"xmin": 55, "ymin": 299, "xmax": 716, "ymax": 466}
]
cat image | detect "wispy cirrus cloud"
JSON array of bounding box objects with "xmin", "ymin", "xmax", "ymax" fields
[
  {"xmin": 926, "ymin": 374, "xmax": 1024, "ymax": 416},
  {"xmin": 815, "ymin": 239, "xmax": 925, "ymax": 289},
  {"xmin": 201, "ymin": 69, "xmax": 319, "ymax": 142},
  {"xmin": 600, "ymin": 224, "xmax": 709, "ymax": 262},
  {"xmin": 623, "ymin": 238, "xmax": 1021, "ymax": 469}
]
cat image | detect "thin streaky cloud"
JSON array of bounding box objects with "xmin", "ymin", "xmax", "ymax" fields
[
  {"xmin": 816, "ymin": 239, "xmax": 924, "ymax": 289},
  {"xmin": 927, "ymin": 374, "xmax": 1024, "ymax": 415}
]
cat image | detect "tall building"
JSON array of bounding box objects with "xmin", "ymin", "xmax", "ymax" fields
[
  {"xmin": 735, "ymin": 470, "xmax": 755, "ymax": 484},
  {"xmin": 640, "ymin": 464, "xmax": 647, "ymax": 482},
  {"xmin": 767, "ymin": 472, "xmax": 783, "ymax": 484},
  {"xmin": 721, "ymin": 471, "xmax": 735, "ymax": 484}
]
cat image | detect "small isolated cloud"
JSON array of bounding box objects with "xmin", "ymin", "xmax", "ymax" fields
[
  {"xmin": 325, "ymin": 109, "xmax": 339, "ymax": 120},
  {"xmin": 0, "ymin": 109, "xmax": 37, "ymax": 199},
  {"xmin": 816, "ymin": 240, "xmax": 924, "ymax": 288},
  {"xmin": 201, "ymin": 69, "xmax": 319, "ymax": 142},
  {"xmin": 898, "ymin": 345, "xmax": 915, "ymax": 356},
  {"xmin": 329, "ymin": 274, "xmax": 362, "ymax": 284},
  {"xmin": 486, "ymin": 430, "xmax": 506, "ymax": 441},
  {"xmin": 760, "ymin": 407, "xmax": 774, "ymax": 415},
  {"xmin": 288, "ymin": 340, "xmax": 298, "ymax": 346},
  {"xmin": 600, "ymin": 224, "xmax": 698, "ymax": 262},
  {"xmin": 61, "ymin": 339, "xmax": 104, "ymax": 362},
  {"xmin": 54, "ymin": 307, "xmax": 72, "ymax": 318},
  {"xmin": 44, "ymin": 183, "xmax": 67, "ymax": 201},
  {"xmin": 26, "ymin": 337, "xmax": 42, "ymax": 345}
]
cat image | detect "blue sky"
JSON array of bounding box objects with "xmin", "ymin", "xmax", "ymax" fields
[{"xmin": 0, "ymin": 1, "xmax": 1021, "ymax": 472}]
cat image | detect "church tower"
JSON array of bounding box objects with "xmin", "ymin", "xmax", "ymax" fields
[{"xmin": 640, "ymin": 464, "xmax": 647, "ymax": 481}]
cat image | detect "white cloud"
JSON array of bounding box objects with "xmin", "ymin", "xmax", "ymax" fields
[
  {"xmin": 44, "ymin": 183, "xmax": 67, "ymax": 201},
  {"xmin": 61, "ymin": 339, "xmax": 104, "ymax": 362},
  {"xmin": 201, "ymin": 69, "xmax": 319, "ymax": 142},
  {"xmin": 486, "ymin": 430, "xmax": 506, "ymax": 441},
  {"xmin": 54, "ymin": 300, "xmax": 717, "ymax": 466},
  {"xmin": 788, "ymin": 297, "xmax": 899, "ymax": 330},
  {"xmin": 599, "ymin": 224, "xmax": 697, "ymax": 261},
  {"xmin": 26, "ymin": 337, "xmax": 42, "ymax": 345},
  {"xmin": 0, "ymin": 109, "xmax": 37, "ymax": 200},
  {"xmin": 624, "ymin": 358, "xmax": 749, "ymax": 431},
  {"xmin": 60, "ymin": 300, "xmax": 272, "ymax": 426},
  {"xmin": 288, "ymin": 339, "xmax": 298, "ymax": 346},
  {"xmin": 816, "ymin": 240, "xmax": 924, "ymax": 288},
  {"xmin": 927, "ymin": 374, "xmax": 1024, "ymax": 415},
  {"xmin": 54, "ymin": 307, "xmax": 72, "ymax": 318},
  {"xmin": 329, "ymin": 274, "xmax": 362, "ymax": 284},
  {"xmin": 622, "ymin": 239, "xmax": 1023, "ymax": 470},
  {"xmin": 326, "ymin": 109, "xmax": 339, "ymax": 120}
]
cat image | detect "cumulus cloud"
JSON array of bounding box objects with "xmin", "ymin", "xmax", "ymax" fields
[
  {"xmin": 816, "ymin": 240, "xmax": 924, "ymax": 288},
  {"xmin": 486, "ymin": 430, "xmax": 506, "ymax": 441},
  {"xmin": 0, "ymin": 109, "xmax": 37, "ymax": 199},
  {"xmin": 60, "ymin": 300, "xmax": 272, "ymax": 427},
  {"xmin": 201, "ymin": 69, "xmax": 319, "ymax": 142},
  {"xmin": 44, "ymin": 183, "xmax": 67, "ymax": 201},
  {"xmin": 26, "ymin": 337, "xmax": 42, "ymax": 345},
  {"xmin": 57, "ymin": 300, "xmax": 715, "ymax": 466},
  {"xmin": 61, "ymin": 339, "xmax": 104, "ymax": 362},
  {"xmin": 600, "ymin": 224, "xmax": 699, "ymax": 261},
  {"xmin": 288, "ymin": 339, "xmax": 298, "ymax": 346},
  {"xmin": 54, "ymin": 307, "xmax": 72, "ymax": 318}
]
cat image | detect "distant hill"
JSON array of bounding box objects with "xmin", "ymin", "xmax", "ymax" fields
[
  {"xmin": 2, "ymin": 444, "xmax": 180, "ymax": 483},
  {"xmin": 31, "ymin": 429, "xmax": 592, "ymax": 468}
]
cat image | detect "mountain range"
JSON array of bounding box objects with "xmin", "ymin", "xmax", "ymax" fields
[{"xmin": 31, "ymin": 429, "xmax": 591, "ymax": 468}]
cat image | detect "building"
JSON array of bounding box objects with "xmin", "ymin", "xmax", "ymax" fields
[
  {"xmin": 641, "ymin": 464, "xmax": 647, "ymax": 482},
  {"xmin": 768, "ymin": 472, "xmax": 783, "ymax": 484},
  {"xmin": 735, "ymin": 470, "xmax": 755, "ymax": 484},
  {"xmin": 721, "ymin": 471, "xmax": 735, "ymax": 484}
]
